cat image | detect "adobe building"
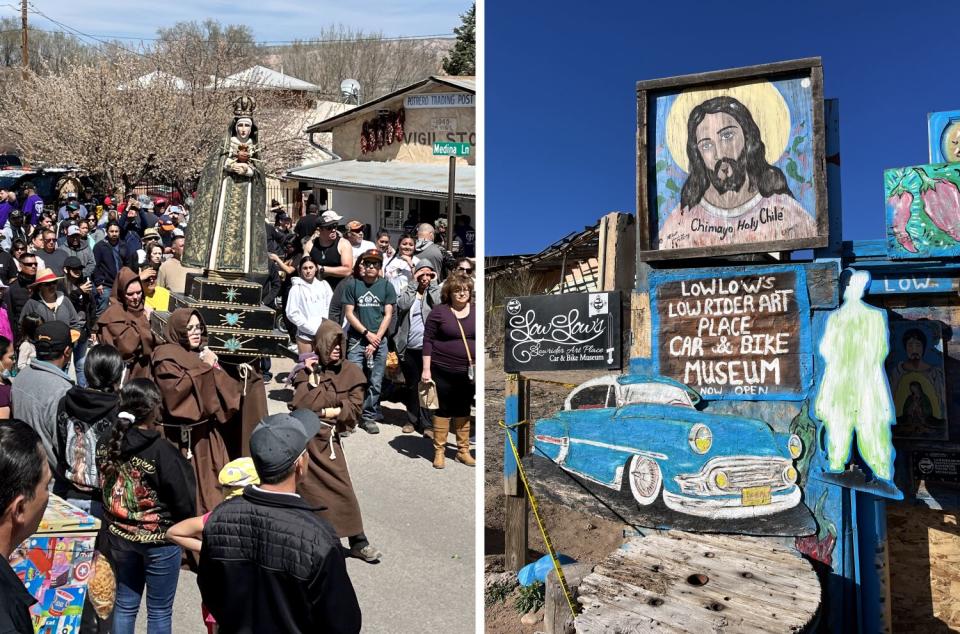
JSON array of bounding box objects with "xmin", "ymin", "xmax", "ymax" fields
[{"xmin": 286, "ymin": 75, "xmax": 475, "ymax": 238}]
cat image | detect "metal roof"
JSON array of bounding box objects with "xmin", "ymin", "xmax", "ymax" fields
[
  {"xmin": 119, "ymin": 71, "xmax": 188, "ymax": 91},
  {"xmin": 486, "ymin": 220, "xmax": 603, "ymax": 281},
  {"xmin": 306, "ymin": 75, "xmax": 476, "ymax": 133},
  {"xmin": 437, "ymin": 76, "xmax": 475, "ymax": 91},
  {"xmin": 286, "ymin": 160, "xmax": 475, "ymax": 199},
  {"xmin": 219, "ymin": 65, "xmax": 319, "ymax": 91}
]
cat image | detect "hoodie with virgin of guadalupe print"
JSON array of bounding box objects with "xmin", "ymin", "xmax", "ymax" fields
[
  {"xmin": 96, "ymin": 426, "xmax": 196, "ymax": 545},
  {"xmin": 54, "ymin": 386, "xmax": 120, "ymax": 501}
]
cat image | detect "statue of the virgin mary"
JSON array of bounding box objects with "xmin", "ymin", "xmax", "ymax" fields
[{"xmin": 182, "ymin": 95, "xmax": 269, "ymax": 277}]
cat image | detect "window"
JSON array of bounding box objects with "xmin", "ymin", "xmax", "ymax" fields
[
  {"xmin": 385, "ymin": 195, "xmax": 405, "ymax": 212},
  {"xmin": 568, "ymin": 385, "xmax": 612, "ymax": 410},
  {"xmin": 381, "ymin": 195, "xmax": 406, "ymax": 231},
  {"xmin": 618, "ymin": 384, "xmax": 693, "ymax": 409}
]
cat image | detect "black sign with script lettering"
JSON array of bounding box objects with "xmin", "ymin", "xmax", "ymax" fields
[{"xmin": 503, "ymin": 292, "xmax": 621, "ymax": 373}]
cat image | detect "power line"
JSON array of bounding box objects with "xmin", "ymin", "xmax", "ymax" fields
[
  {"xmin": 1, "ymin": 5, "xmax": 452, "ymax": 45},
  {"xmin": 6, "ymin": 3, "xmax": 454, "ymax": 96}
]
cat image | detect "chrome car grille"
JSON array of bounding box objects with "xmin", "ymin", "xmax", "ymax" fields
[{"xmin": 675, "ymin": 456, "xmax": 792, "ymax": 495}]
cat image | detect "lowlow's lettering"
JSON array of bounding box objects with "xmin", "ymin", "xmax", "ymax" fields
[{"xmin": 657, "ymin": 270, "xmax": 804, "ymax": 397}]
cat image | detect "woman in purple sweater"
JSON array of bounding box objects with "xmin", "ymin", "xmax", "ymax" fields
[{"xmin": 422, "ymin": 274, "xmax": 475, "ymax": 469}]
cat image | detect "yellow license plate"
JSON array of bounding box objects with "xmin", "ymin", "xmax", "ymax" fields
[{"xmin": 741, "ymin": 486, "xmax": 772, "ymax": 507}]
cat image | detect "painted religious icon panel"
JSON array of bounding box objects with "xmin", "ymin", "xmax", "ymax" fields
[
  {"xmin": 886, "ymin": 320, "xmax": 949, "ymax": 441},
  {"xmin": 637, "ymin": 58, "xmax": 828, "ymax": 260}
]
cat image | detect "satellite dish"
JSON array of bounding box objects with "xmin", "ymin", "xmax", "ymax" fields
[{"xmin": 340, "ymin": 79, "xmax": 361, "ymax": 104}]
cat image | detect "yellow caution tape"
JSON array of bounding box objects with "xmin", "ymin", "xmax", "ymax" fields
[{"xmin": 500, "ymin": 420, "xmax": 579, "ymax": 620}]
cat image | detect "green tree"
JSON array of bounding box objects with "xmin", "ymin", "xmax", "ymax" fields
[{"xmin": 442, "ymin": 3, "xmax": 475, "ymax": 76}]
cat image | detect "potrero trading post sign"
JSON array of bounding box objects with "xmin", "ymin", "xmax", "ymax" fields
[{"xmin": 504, "ymin": 292, "xmax": 621, "ymax": 373}]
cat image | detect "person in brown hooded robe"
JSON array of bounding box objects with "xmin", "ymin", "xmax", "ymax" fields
[
  {"xmin": 152, "ymin": 308, "xmax": 242, "ymax": 514},
  {"xmin": 292, "ymin": 318, "xmax": 383, "ymax": 563},
  {"xmin": 95, "ymin": 267, "xmax": 156, "ymax": 381}
]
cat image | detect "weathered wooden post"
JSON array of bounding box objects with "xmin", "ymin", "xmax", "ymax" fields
[{"xmin": 503, "ymin": 373, "xmax": 530, "ymax": 571}]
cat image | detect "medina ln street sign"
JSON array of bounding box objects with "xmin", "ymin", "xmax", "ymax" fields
[
  {"xmin": 433, "ymin": 141, "xmax": 470, "ymax": 251},
  {"xmin": 432, "ymin": 141, "xmax": 471, "ymax": 157}
]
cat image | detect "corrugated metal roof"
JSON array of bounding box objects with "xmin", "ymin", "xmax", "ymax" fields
[
  {"xmin": 286, "ymin": 160, "xmax": 475, "ymax": 199},
  {"xmin": 119, "ymin": 71, "xmax": 189, "ymax": 91},
  {"xmin": 435, "ymin": 76, "xmax": 475, "ymax": 91},
  {"xmin": 219, "ymin": 65, "xmax": 319, "ymax": 91}
]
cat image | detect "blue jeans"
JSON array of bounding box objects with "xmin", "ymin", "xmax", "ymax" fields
[
  {"xmin": 72, "ymin": 338, "xmax": 88, "ymax": 387},
  {"xmin": 347, "ymin": 338, "xmax": 387, "ymax": 423},
  {"xmin": 111, "ymin": 542, "xmax": 181, "ymax": 634},
  {"xmin": 97, "ymin": 287, "xmax": 112, "ymax": 316}
]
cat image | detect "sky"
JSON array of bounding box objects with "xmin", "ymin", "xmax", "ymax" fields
[
  {"xmin": 14, "ymin": 0, "xmax": 466, "ymax": 42},
  {"xmin": 486, "ymin": 0, "xmax": 960, "ymax": 255}
]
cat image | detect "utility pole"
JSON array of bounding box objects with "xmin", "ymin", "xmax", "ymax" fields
[{"xmin": 20, "ymin": 0, "xmax": 28, "ymax": 79}]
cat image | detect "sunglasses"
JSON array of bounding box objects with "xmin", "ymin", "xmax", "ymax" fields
[
  {"xmin": 457, "ymin": 267, "xmax": 473, "ymax": 273},
  {"xmin": 21, "ymin": 262, "xmax": 37, "ymax": 267},
  {"xmin": 44, "ymin": 238, "xmax": 57, "ymax": 243},
  {"xmin": 360, "ymin": 261, "xmax": 381, "ymax": 269},
  {"xmin": 186, "ymin": 324, "xmax": 203, "ymax": 333}
]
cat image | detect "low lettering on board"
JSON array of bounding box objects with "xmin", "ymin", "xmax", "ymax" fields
[{"xmin": 651, "ymin": 265, "xmax": 812, "ymax": 400}]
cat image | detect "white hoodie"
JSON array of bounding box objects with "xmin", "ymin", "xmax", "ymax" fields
[{"xmin": 285, "ymin": 276, "xmax": 333, "ymax": 340}]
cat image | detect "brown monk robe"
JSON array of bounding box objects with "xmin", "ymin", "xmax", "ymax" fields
[
  {"xmin": 151, "ymin": 308, "xmax": 242, "ymax": 514},
  {"xmin": 218, "ymin": 360, "xmax": 267, "ymax": 460},
  {"xmin": 96, "ymin": 267, "xmax": 156, "ymax": 381},
  {"xmin": 293, "ymin": 319, "xmax": 381, "ymax": 560}
]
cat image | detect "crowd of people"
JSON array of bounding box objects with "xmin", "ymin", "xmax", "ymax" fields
[
  {"xmin": 272, "ymin": 203, "xmax": 477, "ymax": 469},
  {"xmin": 0, "ymin": 181, "xmax": 477, "ymax": 634}
]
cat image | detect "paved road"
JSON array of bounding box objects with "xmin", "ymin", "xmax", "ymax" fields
[{"xmin": 135, "ymin": 357, "xmax": 476, "ymax": 633}]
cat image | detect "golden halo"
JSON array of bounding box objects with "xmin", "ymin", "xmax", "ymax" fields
[{"xmin": 665, "ymin": 81, "xmax": 791, "ymax": 174}]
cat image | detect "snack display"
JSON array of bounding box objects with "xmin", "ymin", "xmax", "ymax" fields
[{"xmin": 7, "ymin": 495, "xmax": 101, "ymax": 632}]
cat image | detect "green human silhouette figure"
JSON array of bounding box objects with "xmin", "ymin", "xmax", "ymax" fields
[{"xmin": 814, "ymin": 270, "xmax": 895, "ymax": 482}]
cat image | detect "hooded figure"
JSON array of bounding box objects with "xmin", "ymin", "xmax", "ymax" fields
[
  {"xmin": 293, "ymin": 319, "xmax": 381, "ymax": 561},
  {"xmin": 95, "ymin": 268, "xmax": 156, "ymax": 381},
  {"xmin": 152, "ymin": 308, "xmax": 242, "ymax": 513}
]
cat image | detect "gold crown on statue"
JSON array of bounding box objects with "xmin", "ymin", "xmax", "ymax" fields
[{"xmin": 233, "ymin": 95, "xmax": 256, "ymax": 118}]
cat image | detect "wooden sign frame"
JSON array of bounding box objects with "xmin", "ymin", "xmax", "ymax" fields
[{"xmin": 636, "ymin": 57, "xmax": 829, "ymax": 261}]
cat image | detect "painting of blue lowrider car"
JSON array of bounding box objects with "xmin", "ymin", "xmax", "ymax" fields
[{"xmin": 533, "ymin": 375, "xmax": 804, "ymax": 519}]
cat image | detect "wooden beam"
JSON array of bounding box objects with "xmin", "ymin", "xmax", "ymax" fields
[
  {"xmin": 545, "ymin": 563, "xmax": 594, "ymax": 634},
  {"xmin": 504, "ymin": 374, "xmax": 530, "ymax": 571}
]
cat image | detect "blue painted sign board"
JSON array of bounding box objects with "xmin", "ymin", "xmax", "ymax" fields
[{"xmin": 868, "ymin": 274, "xmax": 954, "ymax": 295}]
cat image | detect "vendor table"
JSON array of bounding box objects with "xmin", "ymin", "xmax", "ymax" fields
[{"xmin": 7, "ymin": 494, "xmax": 101, "ymax": 634}]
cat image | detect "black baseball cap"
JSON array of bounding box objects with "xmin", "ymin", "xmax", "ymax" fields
[
  {"xmin": 249, "ymin": 411, "xmax": 320, "ymax": 479},
  {"xmin": 35, "ymin": 321, "xmax": 73, "ymax": 358},
  {"xmin": 63, "ymin": 256, "xmax": 83, "ymax": 270}
]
